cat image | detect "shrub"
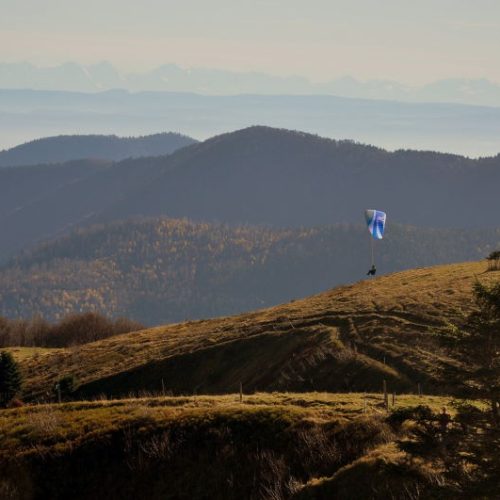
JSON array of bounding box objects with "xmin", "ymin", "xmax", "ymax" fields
[
  {"xmin": 54, "ymin": 375, "xmax": 76, "ymax": 401},
  {"xmin": 486, "ymin": 250, "xmax": 500, "ymax": 271}
]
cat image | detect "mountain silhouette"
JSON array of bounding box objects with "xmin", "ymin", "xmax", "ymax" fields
[
  {"xmin": 0, "ymin": 132, "xmax": 196, "ymax": 167},
  {"xmin": 1, "ymin": 126, "xmax": 499, "ymax": 262}
]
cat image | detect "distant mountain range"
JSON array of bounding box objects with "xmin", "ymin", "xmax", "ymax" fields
[
  {"xmin": 0, "ymin": 133, "xmax": 196, "ymax": 167},
  {"xmin": 1, "ymin": 126, "xmax": 500, "ymax": 263},
  {"xmin": 2, "ymin": 62, "xmax": 500, "ymax": 108},
  {"xmin": 2, "ymin": 89, "xmax": 500, "ymax": 156},
  {"xmin": 1, "ymin": 218, "xmax": 499, "ymax": 324}
]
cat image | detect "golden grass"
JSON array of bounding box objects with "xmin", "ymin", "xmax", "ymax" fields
[
  {"xmin": 8, "ymin": 346, "xmax": 65, "ymax": 360},
  {"xmin": 9, "ymin": 261, "xmax": 500, "ymax": 399},
  {"xmin": 0, "ymin": 392, "xmax": 453, "ymax": 459}
]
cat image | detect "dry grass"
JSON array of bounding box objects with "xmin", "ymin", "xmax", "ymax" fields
[
  {"xmin": 8, "ymin": 261, "xmax": 500, "ymax": 399},
  {"xmin": 0, "ymin": 392, "xmax": 452, "ymax": 459},
  {"xmin": 293, "ymin": 442, "xmax": 444, "ymax": 499},
  {"xmin": 0, "ymin": 392, "xmax": 475, "ymax": 500}
]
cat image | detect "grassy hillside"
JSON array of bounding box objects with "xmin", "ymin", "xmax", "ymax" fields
[
  {"xmin": 0, "ymin": 393, "xmax": 453, "ymax": 500},
  {"xmin": 0, "ymin": 132, "xmax": 196, "ymax": 167},
  {"xmin": 1, "ymin": 218, "xmax": 499, "ymax": 325},
  {"xmin": 10, "ymin": 260, "xmax": 499, "ymax": 400}
]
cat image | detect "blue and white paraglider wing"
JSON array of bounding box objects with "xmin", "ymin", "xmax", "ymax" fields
[{"xmin": 365, "ymin": 209, "xmax": 386, "ymax": 240}]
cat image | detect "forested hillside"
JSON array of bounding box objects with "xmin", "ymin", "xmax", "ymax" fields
[
  {"xmin": 2, "ymin": 126, "xmax": 500, "ymax": 265},
  {"xmin": 0, "ymin": 159, "xmax": 109, "ymax": 220},
  {"xmin": 0, "ymin": 157, "xmax": 164, "ymax": 261},
  {"xmin": 98, "ymin": 126, "xmax": 500, "ymax": 230},
  {"xmin": 1, "ymin": 217, "xmax": 499, "ymax": 325},
  {"xmin": 0, "ymin": 132, "xmax": 196, "ymax": 167}
]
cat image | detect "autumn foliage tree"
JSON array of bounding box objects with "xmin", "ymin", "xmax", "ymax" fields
[{"xmin": 0, "ymin": 312, "xmax": 143, "ymax": 348}]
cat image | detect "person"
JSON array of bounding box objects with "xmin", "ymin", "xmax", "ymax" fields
[{"xmin": 367, "ymin": 264, "xmax": 376, "ymax": 276}]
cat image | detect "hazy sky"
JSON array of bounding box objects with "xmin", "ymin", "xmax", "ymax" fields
[{"xmin": 1, "ymin": 0, "xmax": 500, "ymax": 84}]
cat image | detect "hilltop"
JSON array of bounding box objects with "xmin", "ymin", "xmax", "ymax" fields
[
  {"xmin": 0, "ymin": 132, "xmax": 196, "ymax": 167},
  {"xmin": 1, "ymin": 218, "xmax": 500, "ymax": 325},
  {"xmin": 98, "ymin": 126, "xmax": 500, "ymax": 229},
  {"xmin": 1, "ymin": 126, "xmax": 500, "ymax": 262},
  {"xmin": 11, "ymin": 260, "xmax": 499, "ymax": 400}
]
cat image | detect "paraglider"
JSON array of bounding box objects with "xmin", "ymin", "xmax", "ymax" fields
[{"xmin": 365, "ymin": 209, "xmax": 386, "ymax": 276}]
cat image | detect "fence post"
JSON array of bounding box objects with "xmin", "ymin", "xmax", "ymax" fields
[
  {"xmin": 383, "ymin": 380, "xmax": 388, "ymax": 410},
  {"xmin": 239, "ymin": 381, "xmax": 243, "ymax": 403}
]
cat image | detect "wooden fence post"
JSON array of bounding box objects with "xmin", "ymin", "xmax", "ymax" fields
[{"xmin": 383, "ymin": 380, "xmax": 388, "ymax": 410}]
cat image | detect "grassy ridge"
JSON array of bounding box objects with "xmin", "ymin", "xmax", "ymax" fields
[{"xmin": 11, "ymin": 260, "xmax": 500, "ymax": 400}]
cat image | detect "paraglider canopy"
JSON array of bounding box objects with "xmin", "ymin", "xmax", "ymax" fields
[{"xmin": 365, "ymin": 209, "xmax": 386, "ymax": 240}]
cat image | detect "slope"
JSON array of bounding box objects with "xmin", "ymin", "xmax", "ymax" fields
[
  {"xmin": 97, "ymin": 126, "xmax": 500, "ymax": 229},
  {"xmin": 0, "ymin": 159, "xmax": 109, "ymax": 219},
  {"xmin": 1, "ymin": 218, "xmax": 499, "ymax": 325},
  {"xmin": 0, "ymin": 132, "xmax": 197, "ymax": 167},
  {"xmin": 0, "ymin": 156, "xmax": 168, "ymax": 261},
  {"xmin": 11, "ymin": 260, "xmax": 500, "ymax": 400},
  {"xmin": 2, "ymin": 126, "xmax": 500, "ymax": 262},
  {"xmin": 0, "ymin": 393, "xmax": 452, "ymax": 500}
]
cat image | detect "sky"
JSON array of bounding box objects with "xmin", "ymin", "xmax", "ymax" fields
[{"xmin": 1, "ymin": 0, "xmax": 500, "ymax": 84}]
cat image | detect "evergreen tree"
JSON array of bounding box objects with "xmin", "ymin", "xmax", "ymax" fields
[
  {"xmin": 397, "ymin": 283, "xmax": 500, "ymax": 494},
  {"xmin": 392, "ymin": 403, "xmax": 500, "ymax": 497},
  {"xmin": 445, "ymin": 282, "xmax": 500, "ymax": 423},
  {"xmin": 0, "ymin": 351, "xmax": 22, "ymax": 407}
]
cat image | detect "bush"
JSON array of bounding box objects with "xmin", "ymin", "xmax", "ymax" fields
[
  {"xmin": 54, "ymin": 375, "xmax": 76, "ymax": 401},
  {"xmin": 487, "ymin": 250, "xmax": 500, "ymax": 271}
]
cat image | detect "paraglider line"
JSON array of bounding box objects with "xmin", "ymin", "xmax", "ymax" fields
[{"xmin": 370, "ymin": 236, "xmax": 374, "ymax": 267}]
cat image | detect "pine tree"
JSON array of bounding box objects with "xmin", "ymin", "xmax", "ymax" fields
[
  {"xmin": 446, "ymin": 282, "xmax": 500, "ymax": 423},
  {"xmin": 0, "ymin": 351, "xmax": 22, "ymax": 407},
  {"xmin": 466, "ymin": 282, "xmax": 500, "ymax": 423}
]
